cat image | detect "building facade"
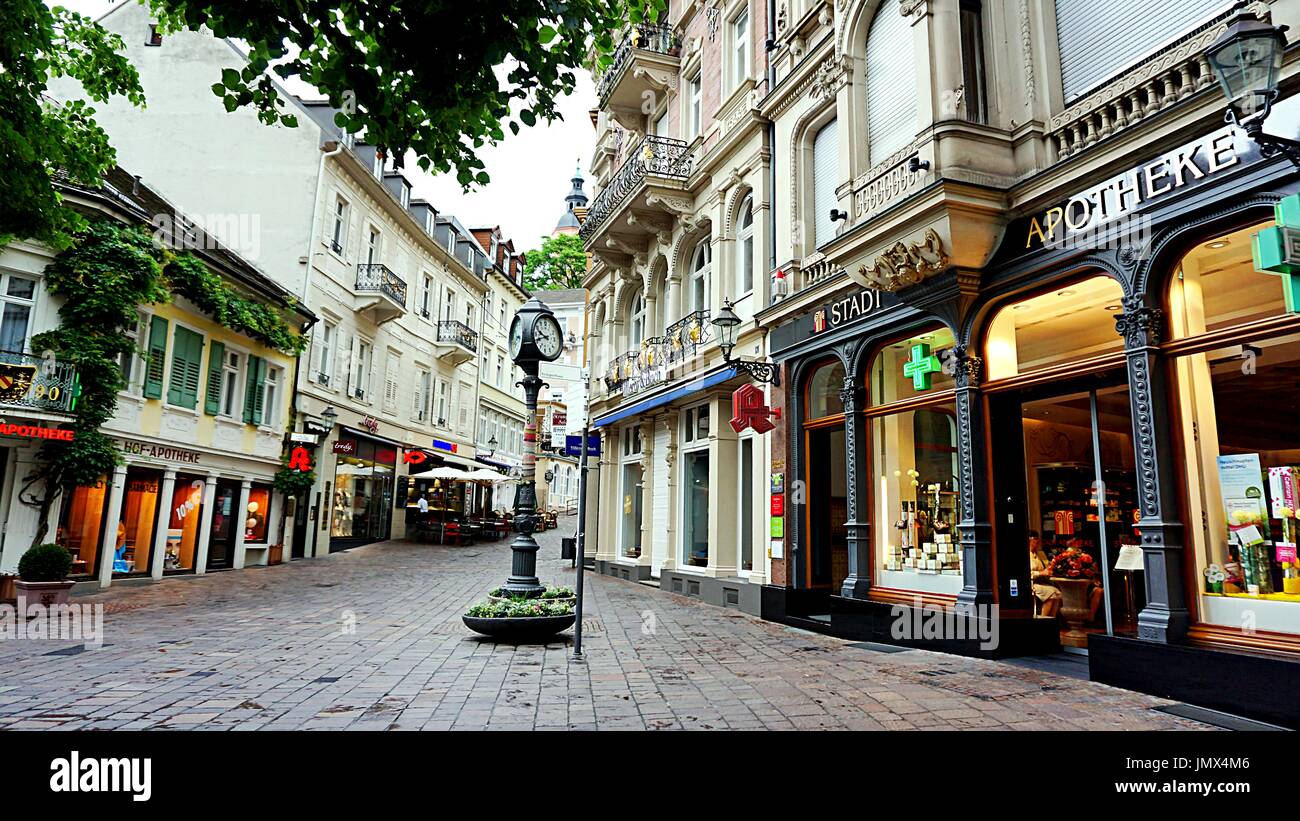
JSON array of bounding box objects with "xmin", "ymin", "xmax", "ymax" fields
[{"xmin": 584, "ymin": 0, "xmax": 1300, "ymax": 725}]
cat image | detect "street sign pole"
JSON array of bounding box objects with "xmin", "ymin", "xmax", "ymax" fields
[{"xmin": 572, "ymin": 367, "xmax": 591, "ymax": 661}]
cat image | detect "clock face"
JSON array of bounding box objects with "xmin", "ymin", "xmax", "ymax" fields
[
  {"xmin": 534, "ymin": 315, "xmax": 564, "ymax": 360},
  {"xmin": 508, "ymin": 316, "xmax": 524, "ymax": 359}
]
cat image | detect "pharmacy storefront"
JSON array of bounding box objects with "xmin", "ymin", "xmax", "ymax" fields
[{"xmin": 55, "ymin": 438, "xmax": 282, "ymax": 585}]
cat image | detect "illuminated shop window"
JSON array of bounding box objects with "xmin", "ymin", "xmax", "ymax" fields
[{"xmin": 984, "ymin": 275, "xmax": 1125, "ymax": 381}]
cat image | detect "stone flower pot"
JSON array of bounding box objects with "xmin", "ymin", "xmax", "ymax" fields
[
  {"xmin": 1051, "ymin": 577, "xmax": 1093, "ymax": 647},
  {"xmin": 462, "ymin": 614, "xmax": 575, "ymax": 642},
  {"xmin": 15, "ymin": 580, "xmax": 76, "ymax": 609}
]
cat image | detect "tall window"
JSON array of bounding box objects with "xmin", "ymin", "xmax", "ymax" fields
[
  {"xmin": 737, "ymin": 195, "xmax": 755, "ymax": 293},
  {"xmin": 687, "ymin": 73, "xmax": 702, "ymax": 140},
  {"xmin": 682, "ymin": 404, "xmax": 710, "ymax": 567},
  {"xmin": 870, "ymin": 327, "xmax": 963, "ymax": 596},
  {"xmin": 436, "ymin": 378, "xmax": 449, "ymax": 424},
  {"xmin": 353, "ymin": 339, "xmax": 371, "ymax": 400},
  {"xmin": 731, "ymin": 8, "xmax": 750, "ymax": 89},
  {"xmin": 629, "ymin": 288, "xmax": 646, "ymax": 346},
  {"xmin": 365, "ymin": 228, "xmax": 380, "ymax": 265},
  {"xmin": 331, "ymin": 196, "xmax": 349, "ymax": 253},
  {"xmin": 444, "ymin": 289, "xmax": 456, "ymax": 322},
  {"xmin": 415, "ymin": 369, "xmax": 431, "ymax": 421},
  {"xmin": 620, "ymin": 426, "xmax": 643, "ymax": 559},
  {"xmin": 690, "ymin": 240, "xmax": 711, "ymax": 313},
  {"xmin": 220, "ymin": 349, "xmax": 242, "ymax": 417},
  {"xmin": 812, "ymin": 119, "xmax": 839, "ymax": 247},
  {"xmin": 421, "ymin": 274, "xmax": 433, "ymax": 317},
  {"xmin": 959, "ymin": 0, "xmax": 988, "ymax": 123},
  {"xmin": 865, "ymin": 0, "xmax": 917, "ymax": 164},
  {"xmin": 0, "ymin": 274, "xmax": 37, "ymax": 354},
  {"xmin": 316, "ymin": 321, "xmax": 335, "ymax": 384},
  {"xmin": 119, "ymin": 312, "xmax": 146, "ymax": 394},
  {"xmin": 261, "ymin": 365, "xmax": 281, "ymax": 426}
]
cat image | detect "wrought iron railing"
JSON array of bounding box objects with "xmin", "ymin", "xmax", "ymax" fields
[
  {"xmin": 436, "ymin": 320, "xmax": 478, "ymax": 352},
  {"xmin": 355, "ymin": 263, "xmax": 407, "ymax": 307},
  {"xmin": 596, "ymin": 22, "xmax": 681, "ymax": 104},
  {"xmin": 580, "ymin": 135, "xmax": 693, "ymax": 242},
  {"xmin": 601, "ymin": 310, "xmax": 712, "ymax": 396},
  {"xmin": 0, "ymin": 350, "xmax": 80, "ymax": 413}
]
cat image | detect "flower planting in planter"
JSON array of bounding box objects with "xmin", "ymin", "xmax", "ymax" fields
[{"xmin": 462, "ymin": 585, "xmax": 576, "ymax": 641}]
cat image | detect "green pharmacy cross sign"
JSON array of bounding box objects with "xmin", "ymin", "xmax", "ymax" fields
[
  {"xmin": 1251, "ymin": 193, "xmax": 1300, "ymax": 314},
  {"xmin": 903, "ymin": 343, "xmax": 943, "ymax": 391}
]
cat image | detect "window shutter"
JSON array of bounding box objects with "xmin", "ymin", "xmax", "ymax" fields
[
  {"xmin": 203, "ymin": 340, "xmax": 225, "ymax": 415},
  {"xmin": 865, "ymin": 0, "xmax": 917, "ymax": 164},
  {"xmin": 244, "ymin": 355, "xmax": 264, "ymax": 424},
  {"xmin": 812, "ymin": 119, "xmax": 839, "ymax": 247},
  {"xmin": 1054, "ymin": 0, "xmax": 1225, "ymax": 101},
  {"xmin": 168, "ymin": 326, "xmax": 203, "ymax": 409},
  {"xmin": 144, "ymin": 315, "xmax": 168, "ymax": 399}
]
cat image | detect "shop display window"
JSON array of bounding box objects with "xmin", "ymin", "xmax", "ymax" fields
[
  {"xmin": 984, "ymin": 275, "xmax": 1125, "ymax": 381},
  {"xmin": 807, "ymin": 359, "xmax": 845, "ymax": 418},
  {"xmin": 164, "ymin": 476, "xmax": 204, "ymax": 572},
  {"xmin": 1171, "ymin": 225, "xmax": 1300, "ymax": 635},
  {"xmin": 116, "ymin": 470, "xmax": 160, "ymax": 575},
  {"xmin": 331, "ymin": 439, "xmax": 395, "ymax": 541},
  {"xmin": 245, "ymin": 485, "xmax": 271, "ymax": 543},
  {"xmin": 56, "ymin": 482, "xmax": 108, "ymax": 577},
  {"xmin": 870, "ymin": 328, "xmax": 956, "ymax": 404},
  {"xmin": 683, "ymin": 449, "xmax": 710, "ymax": 567}
]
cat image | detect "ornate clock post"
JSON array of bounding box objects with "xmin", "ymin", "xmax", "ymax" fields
[{"xmin": 504, "ymin": 297, "xmax": 566, "ymax": 597}]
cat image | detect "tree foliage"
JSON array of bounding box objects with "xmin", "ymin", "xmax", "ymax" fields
[
  {"xmin": 523, "ymin": 232, "xmax": 588, "ymax": 291},
  {"xmin": 0, "ymin": 1, "xmax": 146, "ymax": 248},
  {"xmin": 148, "ymin": 0, "xmax": 664, "ymax": 186}
]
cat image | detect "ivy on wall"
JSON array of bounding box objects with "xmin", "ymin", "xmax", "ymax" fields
[{"xmin": 18, "ymin": 216, "xmax": 305, "ymax": 548}]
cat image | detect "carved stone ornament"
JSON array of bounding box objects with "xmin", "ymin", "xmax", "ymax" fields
[
  {"xmin": 899, "ymin": 0, "xmax": 928, "ymax": 19},
  {"xmin": 809, "ymin": 55, "xmax": 851, "ymax": 102},
  {"xmin": 856, "ymin": 228, "xmax": 949, "ymax": 292},
  {"xmin": 1114, "ymin": 298, "xmax": 1163, "ymax": 350}
]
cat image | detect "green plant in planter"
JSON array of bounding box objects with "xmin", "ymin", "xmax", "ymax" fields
[
  {"xmin": 17, "ymin": 543, "xmax": 73, "ymax": 582},
  {"xmin": 540, "ymin": 586, "xmax": 575, "ymax": 599},
  {"xmin": 466, "ymin": 599, "xmax": 574, "ymax": 618}
]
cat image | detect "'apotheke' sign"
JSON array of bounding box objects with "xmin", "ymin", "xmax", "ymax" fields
[
  {"xmin": 119, "ymin": 439, "xmax": 201, "ymax": 464},
  {"xmin": 1022, "ymin": 125, "xmax": 1244, "ymax": 251}
]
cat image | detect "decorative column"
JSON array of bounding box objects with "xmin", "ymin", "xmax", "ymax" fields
[
  {"xmin": 149, "ymin": 468, "xmax": 177, "ymax": 580},
  {"xmin": 839, "ymin": 378, "xmax": 872, "ymax": 599},
  {"xmin": 660, "ymin": 416, "xmax": 679, "ymax": 572},
  {"xmin": 96, "ymin": 464, "xmax": 129, "ymax": 589},
  {"xmin": 595, "ymin": 427, "xmax": 618, "ymax": 565},
  {"xmin": 710, "ymin": 395, "xmax": 739, "ymax": 577},
  {"xmin": 232, "ymin": 479, "xmax": 252, "ymax": 570},
  {"xmin": 193, "ymin": 474, "xmax": 218, "ymax": 575},
  {"xmin": 954, "ymin": 347, "xmax": 996, "ymax": 611},
  {"xmin": 1115, "ymin": 298, "xmax": 1190, "ymax": 642},
  {"xmin": 637, "ymin": 419, "xmax": 655, "ymax": 570}
]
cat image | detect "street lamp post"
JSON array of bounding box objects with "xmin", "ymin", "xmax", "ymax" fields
[
  {"xmin": 711, "ymin": 298, "xmax": 780, "ymax": 385},
  {"xmin": 1208, "ymin": 5, "xmax": 1298, "ymax": 163},
  {"xmin": 505, "ymin": 297, "xmax": 566, "ymax": 597}
]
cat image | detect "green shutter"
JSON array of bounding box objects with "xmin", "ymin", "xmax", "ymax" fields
[
  {"xmin": 243, "ymin": 355, "xmax": 264, "ymax": 425},
  {"xmin": 167, "ymin": 326, "xmax": 204, "ymax": 409},
  {"xmin": 143, "ymin": 316, "xmax": 168, "ymax": 399},
  {"xmin": 203, "ymin": 340, "xmax": 225, "ymax": 415}
]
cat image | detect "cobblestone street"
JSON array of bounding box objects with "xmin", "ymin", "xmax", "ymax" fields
[{"xmin": 0, "ymin": 518, "xmax": 1210, "ymax": 731}]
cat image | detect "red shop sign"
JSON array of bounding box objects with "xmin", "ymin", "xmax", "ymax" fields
[{"xmin": 333, "ymin": 439, "xmax": 357, "ymax": 455}]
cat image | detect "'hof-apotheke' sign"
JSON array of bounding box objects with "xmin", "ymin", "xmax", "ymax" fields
[{"xmin": 119, "ymin": 439, "xmax": 202, "ymax": 464}]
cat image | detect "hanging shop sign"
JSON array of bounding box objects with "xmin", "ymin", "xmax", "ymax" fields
[
  {"xmin": 0, "ymin": 422, "xmax": 74, "ymax": 442},
  {"xmin": 403, "ymin": 450, "xmax": 427, "ymax": 465},
  {"xmin": 287, "ymin": 446, "xmax": 313, "ymax": 472},
  {"xmin": 1250, "ymin": 192, "xmax": 1300, "ymax": 314},
  {"xmin": 119, "ymin": 439, "xmax": 200, "ymax": 463},
  {"xmin": 332, "ymin": 439, "xmax": 357, "ymax": 456},
  {"xmin": 551, "ymin": 410, "xmax": 567, "ymax": 429},
  {"xmin": 730, "ymin": 384, "xmax": 778, "ymax": 434},
  {"xmin": 289, "ymin": 432, "xmax": 319, "ymax": 444},
  {"xmin": 359, "ymin": 415, "xmax": 380, "ymax": 434},
  {"xmin": 902, "ymin": 343, "xmax": 944, "ymax": 390},
  {"xmin": 432, "ymin": 439, "xmax": 458, "ymax": 453},
  {"xmin": 565, "ymin": 434, "xmax": 601, "ymax": 457}
]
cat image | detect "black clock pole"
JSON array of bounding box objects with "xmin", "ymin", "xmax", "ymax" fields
[{"xmin": 505, "ymin": 358, "xmax": 546, "ymax": 597}]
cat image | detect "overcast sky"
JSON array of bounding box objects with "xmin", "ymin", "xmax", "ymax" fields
[{"xmin": 55, "ymin": 0, "xmax": 595, "ymax": 253}]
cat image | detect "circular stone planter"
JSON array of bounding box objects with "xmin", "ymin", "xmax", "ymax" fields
[{"xmin": 462, "ymin": 614, "xmax": 575, "ymax": 642}]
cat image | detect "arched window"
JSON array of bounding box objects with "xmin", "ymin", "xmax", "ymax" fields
[
  {"xmin": 806, "ymin": 359, "xmax": 846, "ymax": 420},
  {"xmin": 629, "ymin": 288, "xmax": 646, "ymax": 347},
  {"xmin": 812, "ymin": 120, "xmax": 838, "ymax": 247},
  {"xmin": 983, "ymin": 275, "xmax": 1125, "ymax": 381},
  {"xmin": 690, "ymin": 239, "xmax": 711, "ymax": 313},
  {"xmin": 865, "ymin": 0, "xmax": 917, "ymax": 165},
  {"xmin": 737, "ymin": 195, "xmax": 755, "ymax": 294}
]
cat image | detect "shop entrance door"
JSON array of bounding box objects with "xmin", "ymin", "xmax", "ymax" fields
[
  {"xmin": 992, "ymin": 372, "xmax": 1143, "ymax": 649},
  {"xmin": 805, "ymin": 424, "xmax": 848, "ymax": 593},
  {"xmin": 207, "ymin": 480, "xmax": 240, "ymax": 570}
]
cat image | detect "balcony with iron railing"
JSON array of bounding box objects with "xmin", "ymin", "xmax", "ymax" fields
[
  {"xmin": 580, "ymin": 134, "xmax": 693, "ymax": 246},
  {"xmin": 434, "ymin": 319, "xmax": 478, "ymax": 367},
  {"xmin": 355, "ymin": 262, "xmax": 407, "ymax": 323},
  {"xmin": 601, "ymin": 309, "xmax": 713, "ymax": 398},
  {"xmin": 597, "ymin": 22, "xmax": 681, "ymax": 117},
  {"xmin": 0, "ymin": 350, "xmax": 80, "ymax": 415}
]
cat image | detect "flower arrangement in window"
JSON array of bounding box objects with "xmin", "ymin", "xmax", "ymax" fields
[{"xmin": 1048, "ymin": 547, "xmax": 1098, "ymax": 580}]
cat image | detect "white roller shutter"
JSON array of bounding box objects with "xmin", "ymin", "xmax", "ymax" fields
[
  {"xmin": 1055, "ymin": 0, "xmax": 1230, "ymax": 101},
  {"xmin": 865, "ymin": 0, "xmax": 917, "ymax": 165},
  {"xmin": 813, "ymin": 119, "xmax": 839, "ymax": 247}
]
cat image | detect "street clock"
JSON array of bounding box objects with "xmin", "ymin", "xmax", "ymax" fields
[{"xmin": 509, "ymin": 297, "xmax": 565, "ymax": 365}]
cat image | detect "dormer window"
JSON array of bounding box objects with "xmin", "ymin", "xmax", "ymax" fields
[
  {"xmin": 372, "ymin": 150, "xmax": 384, "ymax": 178},
  {"xmin": 399, "ymin": 184, "xmax": 410, "ymax": 209}
]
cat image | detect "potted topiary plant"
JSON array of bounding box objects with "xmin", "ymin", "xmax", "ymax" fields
[{"xmin": 16, "ymin": 544, "xmax": 76, "ymax": 608}]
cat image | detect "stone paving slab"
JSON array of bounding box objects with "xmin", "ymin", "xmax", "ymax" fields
[{"xmin": 0, "ymin": 519, "xmax": 1210, "ymax": 731}]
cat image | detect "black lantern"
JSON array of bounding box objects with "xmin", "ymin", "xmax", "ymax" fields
[
  {"xmin": 320, "ymin": 405, "xmax": 339, "ymax": 429},
  {"xmin": 1208, "ymin": 7, "xmax": 1299, "ymax": 162},
  {"xmin": 710, "ymin": 298, "xmax": 779, "ymax": 385},
  {"xmin": 483, "ymin": 434, "xmax": 498, "ymax": 458}
]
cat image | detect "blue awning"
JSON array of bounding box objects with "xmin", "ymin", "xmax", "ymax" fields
[{"xmin": 592, "ymin": 366, "xmax": 737, "ymax": 428}]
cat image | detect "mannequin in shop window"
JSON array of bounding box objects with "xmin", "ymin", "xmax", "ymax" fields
[{"xmin": 1029, "ymin": 531, "xmax": 1061, "ymax": 618}]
